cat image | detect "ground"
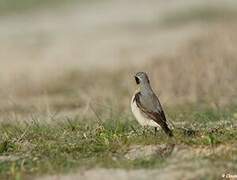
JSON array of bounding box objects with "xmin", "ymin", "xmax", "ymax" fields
[{"xmin": 0, "ymin": 0, "xmax": 237, "ymax": 179}]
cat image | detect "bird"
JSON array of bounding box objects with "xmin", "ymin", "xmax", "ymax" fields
[{"xmin": 131, "ymin": 72, "xmax": 173, "ymax": 137}]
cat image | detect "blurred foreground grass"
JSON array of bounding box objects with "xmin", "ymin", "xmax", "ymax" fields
[{"xmin": 0, "ymin": 104, "xmax": 236, "ymax": 179}]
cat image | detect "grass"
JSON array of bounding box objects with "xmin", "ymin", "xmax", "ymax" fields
[
  {"xmin": 160, "ymin": 5, "xmax": 237, "ymax": 27},
  {"xmin": 0, "ymin": 0, "xmax": 79, "ymax": 15},
  {"xmin": 0, "ymin": 104, "xmax": 236, "ymax": 179}
]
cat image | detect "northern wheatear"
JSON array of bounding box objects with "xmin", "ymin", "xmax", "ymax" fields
[{"xmin": 131, "ymin": 72, "xmax": 173, "ymax": 137}]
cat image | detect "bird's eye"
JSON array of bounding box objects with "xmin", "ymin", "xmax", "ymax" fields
[{"xmin": 135, "ymin": 76, "xmax": 140, "ymax": 84}]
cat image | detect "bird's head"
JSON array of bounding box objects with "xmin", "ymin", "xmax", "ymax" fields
[{"xmin": 134, "ymin": 72, "xmax": 150, "ymax": 86}]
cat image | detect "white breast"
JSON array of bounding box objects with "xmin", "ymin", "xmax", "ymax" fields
[{"xmin": 130, "ymin": 94, "xmax": 160, "ymax": 128}]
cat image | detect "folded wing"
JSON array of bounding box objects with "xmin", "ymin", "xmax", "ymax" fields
[{"xmin": 134, "ymin": 92, "xmax": 173, "ymax": 137}]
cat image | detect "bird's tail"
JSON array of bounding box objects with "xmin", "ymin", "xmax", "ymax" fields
[{"xmin": 161, "ymin": 123, "xmax": 173, "ymax": 137}]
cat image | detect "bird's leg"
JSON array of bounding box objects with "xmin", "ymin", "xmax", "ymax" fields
[
  {"xmin": 143, "ymin": 126, "xmax": 146, "ymax": 136},
  {"xmin": 143, "ymin": 126, "xmax": 148, "ymax": 136},
  {"xmin": 154, "ymin": 127, "xmax": 157, "ymax": 136}
]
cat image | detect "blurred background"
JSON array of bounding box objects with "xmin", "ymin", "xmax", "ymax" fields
[{"xmin": 0, "ymin": 0, "xmax": 236, "ymax": 120}]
